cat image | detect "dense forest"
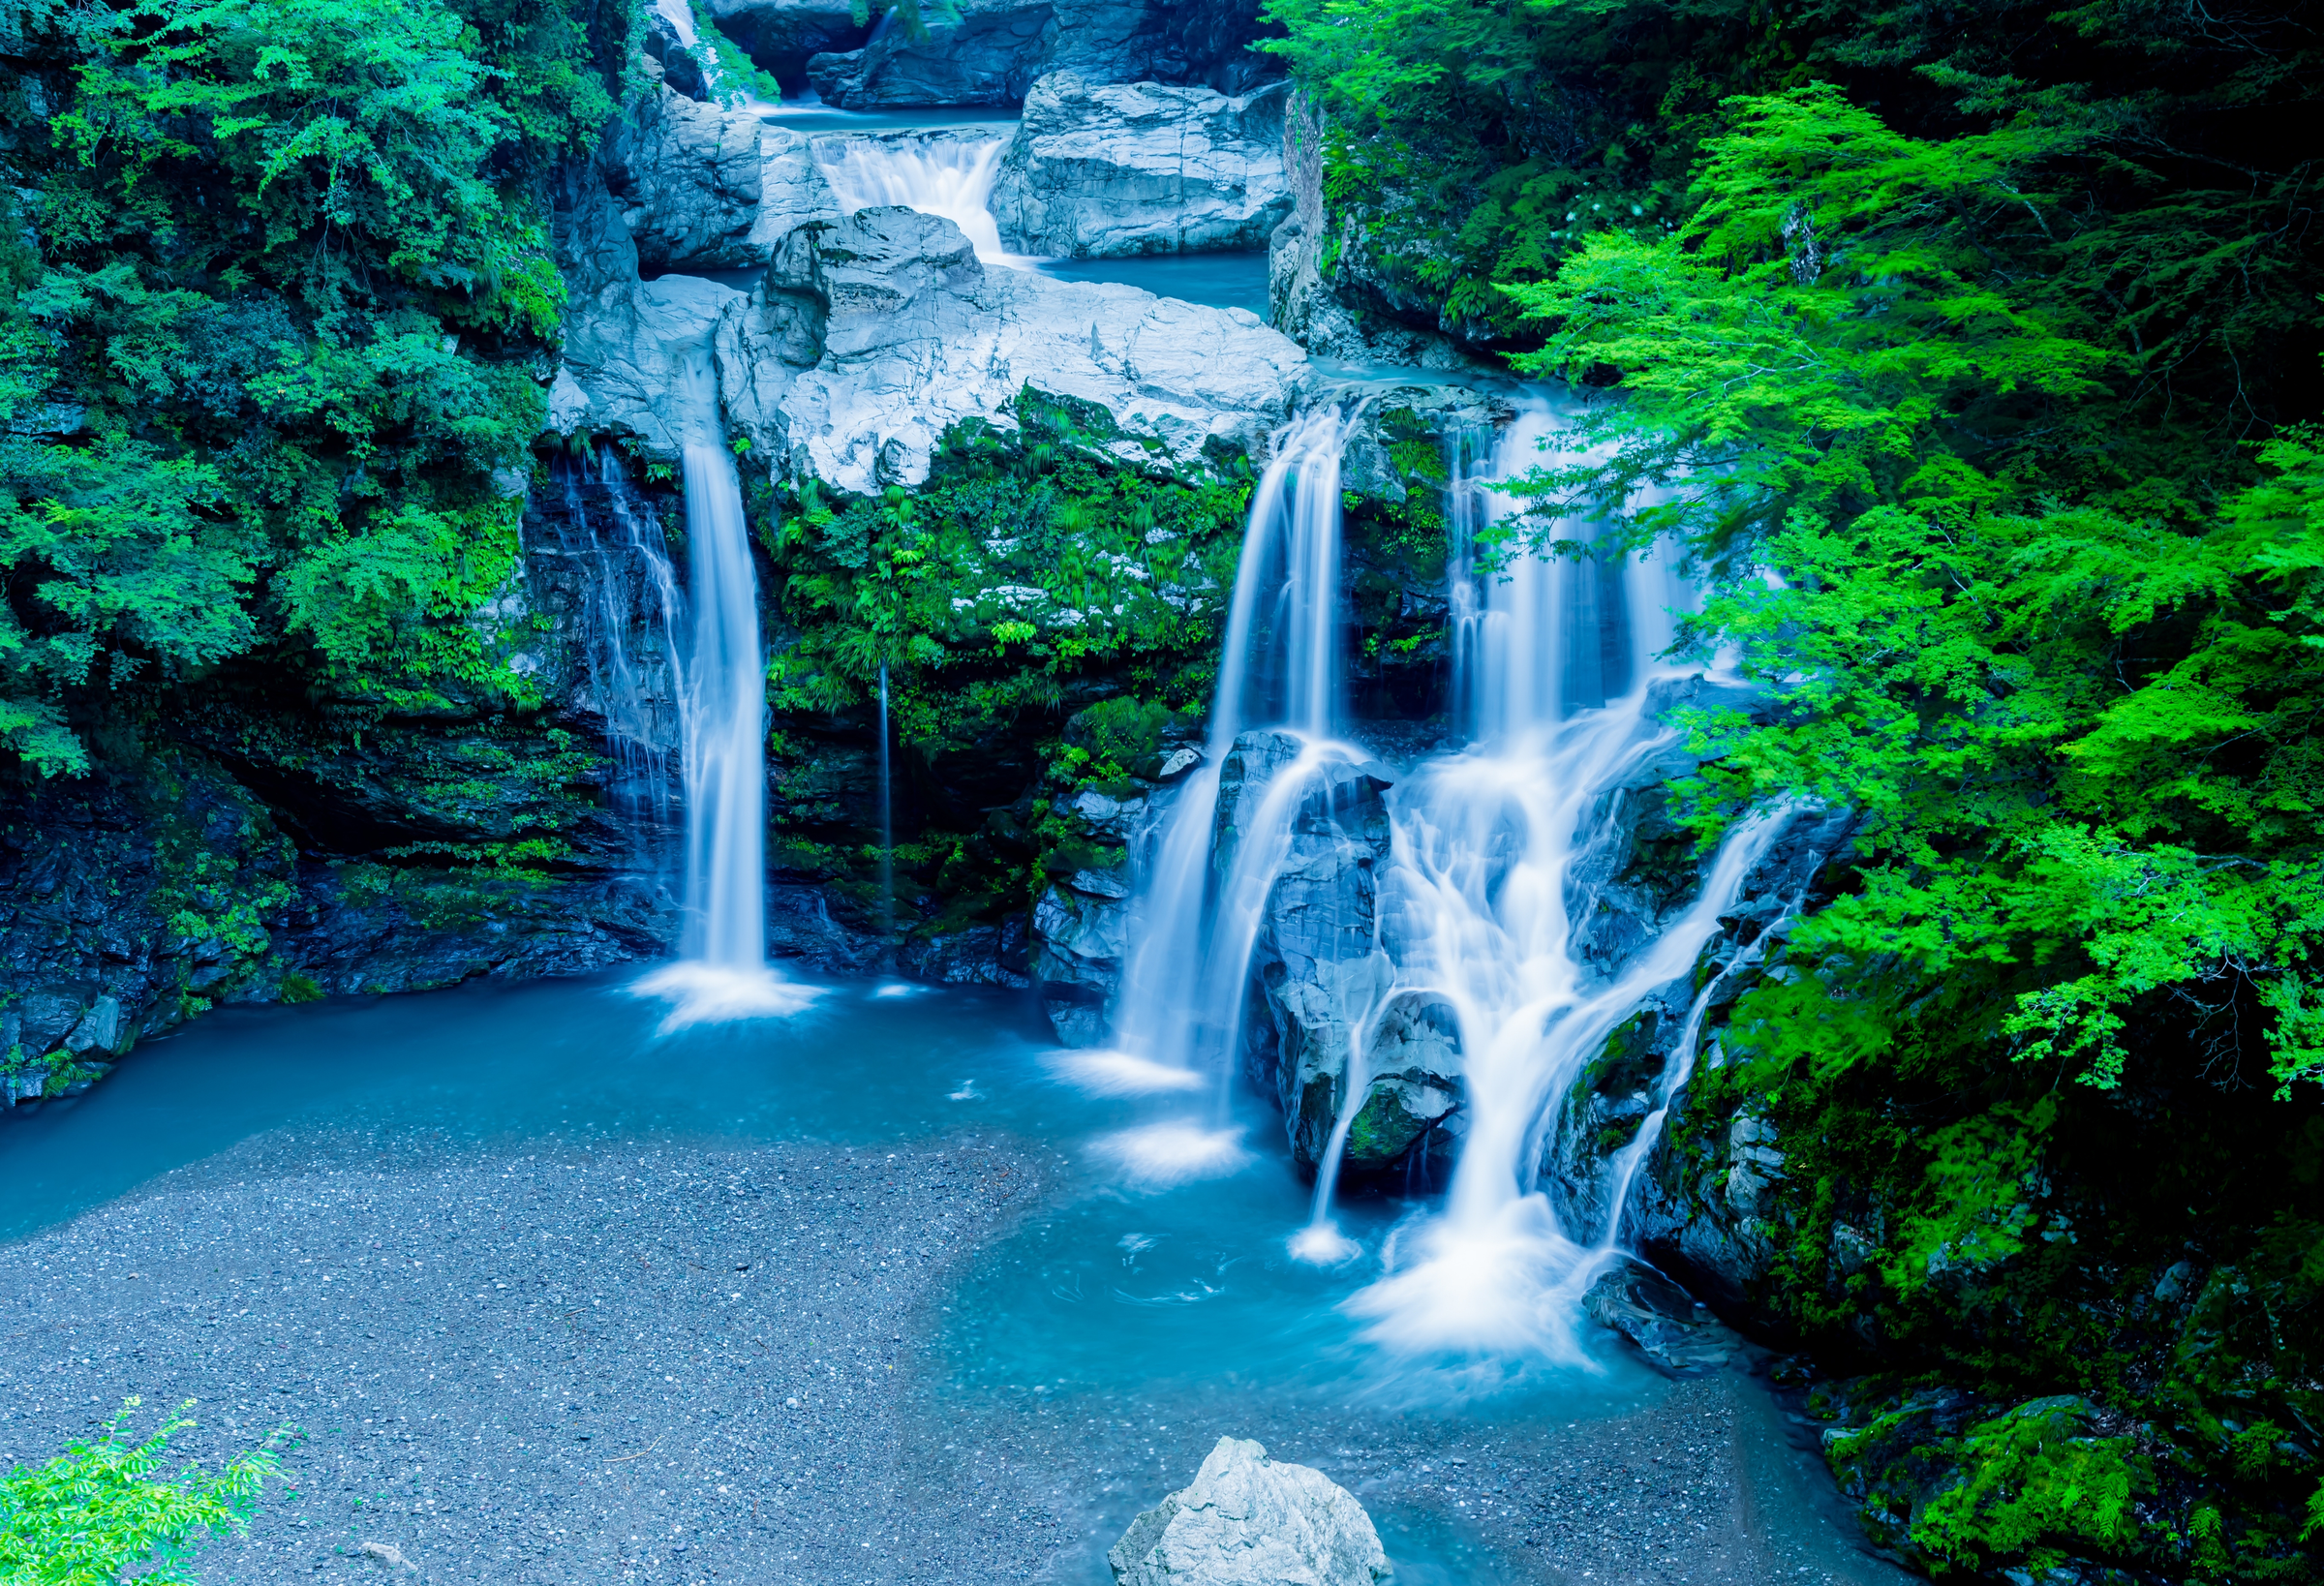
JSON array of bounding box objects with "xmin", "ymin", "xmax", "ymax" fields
[{"xmin": 2, "ymin": 0, "xmax": 2321, "ymax": 1579}]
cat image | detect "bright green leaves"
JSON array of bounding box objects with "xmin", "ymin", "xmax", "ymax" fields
[
  {"xmin": 279, "ymin": 497, "xmax": 532, "ymax": 704},
  {"xmin": 1910, "ymin": 1396, "xmax": 2150, "ymax": 1572},
  {"xmin": 0, "ymin": 0, "xmax": 626, "ymax": 770},
  {"xmin": 59, "ymin": 0, "xmax": 571, "ymax": 324},
  {"xmin": 0, "ymin": 1398, "xmax": 292, "ymax": 1586},
  {"xmin": 1498, "ymin": 80, "xmax": 2324, "ymax": 1094}
]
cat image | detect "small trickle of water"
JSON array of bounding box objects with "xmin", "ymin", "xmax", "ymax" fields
[
  {"xmin": 553, "ymin": 450, "xmax": 686, "ymax": 847},
  {"xmin": 876, "ymin": 657, "xmax": 894, "ymax": 949}
]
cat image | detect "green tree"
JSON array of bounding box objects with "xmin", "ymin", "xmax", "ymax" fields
[{"xmin": 0, "ymin": 1399, "xmax": 293, "ymax": 1585}]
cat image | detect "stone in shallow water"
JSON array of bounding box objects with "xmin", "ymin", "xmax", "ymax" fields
[{"xmin": 1109, "ymin": 1435, "xmax": 1390, "ymax": 1586}]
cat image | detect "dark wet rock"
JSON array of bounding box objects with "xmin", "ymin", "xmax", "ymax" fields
[
  {"xmin": 1222, "ymin": 733, "xmax": 1462, "ymax": 1179},
  {"xmin": 707, "ymin": 0, "xmax": 867, "ymax": 90},
  {"xmin": 805, "ymin": 0, "xmax": 1281, "ymax": 110},
  {"xmin": 1110, "ymin": 1435, "xmax": 1390, "ymax": 1586},
  {"xmin": 1269, "ymin": 93, "xmax": 1477, "ymax": 370},
  {"xmin": 991, "ymin": 74, "xmax": 1290, "ymax": 258},
  {"xmin": 1583, "ymin": 1260, "xmax": 1743, "ymax": 1376}
]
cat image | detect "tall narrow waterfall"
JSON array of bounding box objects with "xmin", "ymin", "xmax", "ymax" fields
[
  {"xmin": 1294, "ymin": 393, "xmax": 1784, "ymax": 1360},
  {"xmin": 1062, "ymin": 408, "xmax": 1367, "ymax": 1184},
  {"xmin": 634, "ymin": 351, "xmax": 816, "ymax": 1025},
  {"xmin": 812, "ymin": 133, "xmax": 1013, "ymax": 261}
]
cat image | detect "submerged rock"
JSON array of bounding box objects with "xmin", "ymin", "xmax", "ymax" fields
[
  {"xmin": 991, "ymin": 73, "xmax": 1290, "ymax": 258},
  {"xmin": 1110, "ymin": 1435, "xmax": 1389, "ymax": 1586},
  {"xmin": 1582, "ymin": 1260, "xmax": 1742, "ymax": 1375}
]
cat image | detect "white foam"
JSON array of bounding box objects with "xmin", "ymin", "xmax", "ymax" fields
[
  {"xmin": 1043, "ymin": 1050, "xmax": 1207, "ymax": 1097},
  {"xmin": 1090, "ymin": 1123, "xmax": 1251, "ymax": 1190},
  {"xmin": 629, "ymin": 961, "xmax": 822, "ymax": 1032},
  {"xmin": 1287, "ymin": 1221, "xmax": 1363, "ymax": 1266}
]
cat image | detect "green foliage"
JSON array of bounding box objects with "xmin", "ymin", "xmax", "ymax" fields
[
  {"xmin": 767, "ymin": 411, "xmax": 1248, "ymax": 757},
  {"xmin": 0, "ymin": 0, "xmax": 631, "ymax": 772},
  {"xmin": 0, "ymin": 1398, "xmax": 293, "ymax": 1585},
  {"xmin": 1501, "ymin": 63, "xmax": 2324, "ymax": 1092}
]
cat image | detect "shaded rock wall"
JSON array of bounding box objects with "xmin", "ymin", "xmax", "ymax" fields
[
  {"xmin": 991, "ymin": 74, "xmax": 1289, "ymax": 258},
  {"xmin": 801, "ymin": 0, "xmax": 1281, "ymax": 109}
]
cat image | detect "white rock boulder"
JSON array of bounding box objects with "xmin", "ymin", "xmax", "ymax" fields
[
  {"xmin": 992, "ymin": 73, "xmax": 1291, "ymax": 258},
  {"xmin": 1110, "ymin": 1436, "xmax": 1391, "ymax": 1586},
  {"xmin": 553, "ymin": 206, "xmax": 1313, "ymax": 495}
]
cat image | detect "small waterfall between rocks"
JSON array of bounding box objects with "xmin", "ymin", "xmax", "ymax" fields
[
  {"xmin": 812, "ymin": 131, "xmax": 1014, "ymax": 261},
  {"xmin": 633, "ymin": 351, "xmax": 816, "ymax": 1025}
]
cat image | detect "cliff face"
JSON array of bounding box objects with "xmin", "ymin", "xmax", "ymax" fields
[{"xmin": 0, "ymin": 469, "xmax": 690, "ymax": 1104}]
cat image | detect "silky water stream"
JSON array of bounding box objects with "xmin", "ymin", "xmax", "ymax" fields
[{"xmin": 0, "ymin": 400, "xmax": 1903, "ymax": 1584}]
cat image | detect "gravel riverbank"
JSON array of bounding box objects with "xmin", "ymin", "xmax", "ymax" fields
[
  {"xmin": 0, "ymin": 1126, "xmax": 1056, "ymax": 1584},
  {"xmin": 2, "ymin": 1121, "xmax": 1911, "ymax": 1586}
]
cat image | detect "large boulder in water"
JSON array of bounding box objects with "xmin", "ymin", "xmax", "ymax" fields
[
  {"xmin": 991, "ymin": 73, "xmax": 1291, "ymax": 258},
  {"xmin": 1110, "ymin": 1436, "xmax": 1390, "ymax": 1586}
]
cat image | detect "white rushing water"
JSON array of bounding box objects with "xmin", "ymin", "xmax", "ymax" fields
[
  {"xmin": 812, "ymin": 132, "xmax": 1016, "ymax": 262},
  {"xmin": 1254, "ymin": 394, "xmax": 1784, "ymax": 1364},
  {"xmin": 634, "ymin": 351, "xmax": 816, "ymax": 1026},
  {"xmin": 1054, "ymin": 408, "xmax": 1367, "ymax": 1183}
]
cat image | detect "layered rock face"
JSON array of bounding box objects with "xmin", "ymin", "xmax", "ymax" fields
[
  {"xmin": 1269, "ymin": 92, "xmax": 1477, "ymax": 370},
  {"xmin": 990, "ymin": 74, "xmax": 1290, "ymax": 257},
  {"xmin": 552, "ymin": 204, "xmax": 1312, "ymax": 494},
  {"xmin": 1110, "ymin": 1436, "xmax": 1390, "ymax": 1586},
  {"xmin": 800, "ymin": 0, "xmax": 1280, "ymax": 108}
]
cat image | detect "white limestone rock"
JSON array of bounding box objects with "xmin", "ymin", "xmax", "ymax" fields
[
  {"xmin": 599, "ymin": 86, "xmax": 842, "ymax": 272},
  {"xmin": 804, "ymin": 0, "xmax": 1279, "ymax": 109},
  {"xmin": 1109, "ymin": 1436, "xmax": 1391, "ymax": 1586},
  {"xmin": 557, "ymin": 205, "xmax": 1309, "ymax": 490},
  {"xmin": 991, "ymin": 73, "xmax": 1291, "ymax": 258}
]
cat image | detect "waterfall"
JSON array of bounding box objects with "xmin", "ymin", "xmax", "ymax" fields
[
  {"xmin": 633, "ymin": 351, "xmax": 816, "ymax": 1025},
  {"xmin": 1059, "ymin": 408, "xmax": 1368, "ymax": 1184},
  {"xmin": 811, "ymin": 132, "xmax": 1015, "ymax": 262},
  {"xmin": 1260, "ymin": 392, "xmax": 1785, "ymax": 1363}
]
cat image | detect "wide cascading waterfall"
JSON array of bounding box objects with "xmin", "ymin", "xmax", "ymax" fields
[
  {"xmin": 812, "ymin": 132, "xmax": 1014, "ymax": 262},
  {"xmin": 1289, "ymin": 393, "xmax": 1783, "ymax": 1361},
  {"xmin": 633, "ymin": 351, "xmax": 816, "ymax": 1025},
  {"xmin": 1058, "ymin": 407, "xmax": 1370, "ymax": 1185}
]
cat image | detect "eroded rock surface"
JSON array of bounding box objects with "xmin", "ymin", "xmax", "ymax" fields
[
  {"xmin": 991, "ymin": 73, "xmax": 1290, "ymax": 257},
  {"xmin": 554, "ymin": 207, "xmax": 1312, "ymax": 493},
  {"xmin": 1110, "ymin": 1435, "xmax": 1390, "ymax": 1586}
]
